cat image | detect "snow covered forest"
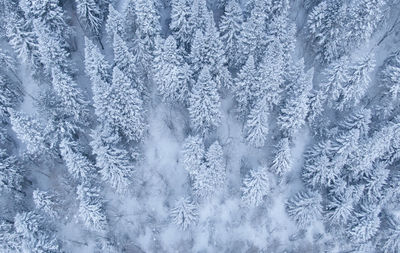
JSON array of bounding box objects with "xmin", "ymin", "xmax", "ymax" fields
[{"xmin": 2, "ymin": 0, "xmax": 400, "ymax": 252}]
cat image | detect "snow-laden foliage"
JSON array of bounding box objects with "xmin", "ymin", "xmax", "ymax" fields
[
  {"xmin": 241, "ymin": 167, "xmax": 270, "ymax": 207},
  {"xmin": 170, "ymin": 197, "xmax": 198, "ymax": 230},
  {"xmin": 2, "ymin": 0, "xmax": 400, "ymax": 251}
]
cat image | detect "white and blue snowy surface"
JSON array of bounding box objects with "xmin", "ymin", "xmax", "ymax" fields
[{"xmin": 0, "ymin": 0, "xmax": 400, "ymax": 252}]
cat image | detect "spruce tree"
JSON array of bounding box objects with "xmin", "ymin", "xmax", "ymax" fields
[
  {"xmin": 244, "ymin": 98, "xmax": 269, "ymax": 148},
  {"xmin": 286, "ymin": 191, "xmax": 322, "ymax": 228},
  {"xmin": 188, "ymin": 67, "xmax": 221, "ymax": 135},
  {"xmin": 170, "ymin": 197, "xmax": 198, "ymax": 230},
  {"xmin": 219, "ymin": 0, "xmax": 243, "ymax": 69},
  {"xmin": 241, "ymin": 167, "xmax": 270, "ymax": 207},
  {"xmin": 109, "ymin": 66, "xmax": 146, "ymax": 142},
  {"xmin": 270, "ymin": 138, "xmax": 292, "ymax": 177},
  {"xmin": 76, "ymin": 183, "xmax": 108, "ymax": 232}
]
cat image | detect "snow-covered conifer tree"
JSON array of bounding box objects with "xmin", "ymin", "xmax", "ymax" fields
[
  {"xmin": 325, "ymin": 185, "xmax": 363, "ymax": 227},
  {"xmin": 0, "ymin": 152, "xmax": 23, "ymax": 194},
  {"xmin": 105, "ymin": 4, "xmax": 124, "ymax": 40},
  {"xmin": 204, "ymin": 141, "xmax": 226, "ymax": 190},
  {"xmin": 192, "ymin": 141, "xmax": 226, "ymax": 199},
  {"xmin": 258, "ymin": 39, "xmax": 284, "ymax": 109},
  {"xmin": 76, "ymin": 183, "xmax": 107, "ymax": 232},
  {"xmin": 170, "ymin": 0, "xmax": 194, "ymax": 50},
  {"xmin": 75, "ymin": 0, "xmax": 102, "ymax": 36},
  {"xmin": 188, "ymin": 67, "xmax": 221, "ymax": 135},
  {"xmin": 6, "ymin": 12, "xmax": 41, "ymax": 70},
  {"xmin": 51, "ymin": 67, "xmax": 88, "ymax": 122},
  {"xmin": 9, "ymin": 109, "xmax": 48, "ymax": 154},
  {"xmin": 286, "ymin": 191, "xmax": 322, "ymax": 228},
  {"xmin": 134, "ymin": 0, "xmax": 160, "ymax": 52},
  {"xmin": 181, "ymin": 135, "xmax": 205, "ymax": 179},
  {"xmin": 335, "ymin": 54, "xmax": 375, "ymax": 110},
  {"xmin": 238, "ymin": 0, "xmax": 268, "ymax": 61},
  {"xmin": 233, "ymin": 55, "xmax": 259, "ymax": 118},
  {"xmin": 219, "ymin": 0, "xmax": 243, "ymax": 69},
  {"xmin": 90, "ymin": 124, "xmax": 134, "ymax": 193},
  {"xmin": 244, "ymin": 98, "xmax": 269, "ymax": 148},
  {"xmin": 241, "ymin": 167, "xmax": 270, "ymax": 207},
  {"xmin": 84, "ymin": 37, "xmax": 112, "ymax": 120},
  {"xmin": 109, "ymin": 66, "xmax": 146, "ymax": 141},
  {"xmin": 382, "ymin": 216, "xmax": 400, "ymax": 253},
  {"xmin": 170, "ymin": 197, "xmax": 198, "ymax": 230},
  {"xmin": 279, "ymin": 65, "xmax": 313, "ymax": 137},
  {"xmin": 0, "ymin": 220, "xmax": 21, "ymax": 252},
  {"xmin": 348, "ymin": 203, "xmax": 380, "ymax": 243},
  {"xmin": 270, "ymin": 138, "xmax": 292, "ymax": 177},
  {"xmin": 33, "ymin": 190, "xmax": 59, "ymax": 218},
  {"xmin": 153, "ymin": 36, "xmax": 189, "ymax": 104},
  {"xmin": 60, "ymin": 138, "xmax": 97, "ymax": 181},
  {"xmin": 14, "ymin": 211, "xmax": 60, "ymax": 253}
]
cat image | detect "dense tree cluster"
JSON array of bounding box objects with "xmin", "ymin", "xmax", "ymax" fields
[{"xmin": 1, "ymin": 0, "xmax": 400, "ymax": 252}]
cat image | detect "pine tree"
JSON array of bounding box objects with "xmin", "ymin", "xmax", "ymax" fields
[
  {"xmin": 190, "ymin": 16, "xmax": 231, "ymax": 89},
  {"xmin": 189, "ymin": 0, "xmax": 209, "ymax": 34},
  {"xmin": 153, "ymin": 36, "xmax": 189, "ymax": 104},
  {"xmin": 205, "ymin": 141, "xmax": 226, "ymax": 190},
  {"xmin": 24, "ymin": 0, "xmax": 69, "ymax": 39},
  {"xmin": 219, "ymin": 0, "xmax": 243, "ymax": 69},
  {"xmin": 6, "ymin": 12, "xmax": 41, "ymax": 70},
  {"xmin": 0, "ymin": 74, "xmax": 21, "ymax": 119},
  {"xmin": 105, "ymin": 4, "xmax": 124, "ymax": 40},
  {"xmin": 325, "ymin": 186, "xmax": 362, "ymax": 227},
  {"xmin": 241, "ymin": 167, "xmax": 270, "ymax": 207},
  {"xmin": 76, "ymin": 183, "xmax": 108, "ymax": 232},
  {"xmin": 244, "ymin": 98, "xmax": 269, "ymax": 148},
  {"xmin": 170, "ymin": 0, "xmax": 194, "ymax": 50},
  {"xmin": 270, "ymin": 138, "xmax": 292, "ymax": 177},
  {"xmin": 307, "ymin": 1, "xmax": 346, "ymax": 62},
  {"xmin": 113, "ymin": 33, "xmax": 137, "ymax": 82},
  {"xmin": 23, "ymin": 0, "xmax": 71, "ymax": 72},
  {"xmin": 258, "ymin": 39, "xmax": 284, "ymax": 109},
  {"xmin": 75, "ymin": 0, "xmax": 102, "ymax": 36},
  {"xmin": 9, "ymin": 109, "xmax": 48, "ymax": 154},
  {"xmin": 33, "ymin": 190, "xmax": 59, "ymax": 219},
  {"xmin": 381, "ymin": 52, "xmax": 400, "ymax": 100},
  {"xmin": 348, "ymin": 203, "xmax": 380, "ymax": 243},
  {"xmin": 0, "ymin": 151, "xmax": 23, "ymax": 194},
  {"xmin": 91, "ymin": 124, "xmax": 134, "ymax": 193},
  {"xmin": 345, "ymin": 0, "xmax": 386, "ymax": 49},
  {"xmin": 286, "ymin": 191, "xmax": 322, "ymax": 228},
  {"xmin": 188, "ymin": 67, "xmax": 221, "ymax": 135},
  {"xmin": 134, "ymin": 0, "xmax": 160, "ymax": 52},
  {"xmin": 123, "ymin": 0, "xmax": 137, "ymax": 40},
  {"xmin": 59, "ymin": 138, "xmax": 96, "ymax": 181},
  {"xmin": 108, "ymin": 66, "xmax": 146, "ymax": 141},
  {"xmin": 0, "ymin": 220, "xmax": 21, "ymax": 252},
  {"xmin": 84, "ymin": 37, "xmax": 112, "ymax": 121},
  {"xmin": 382, "ymin": 216, "xmax": 400, "ymax": 253},
  {"xmin": 377, "ymin": 52, "xmax": 400, "ymax": 117},
  {"xmin": 14, "ymin": 211, "xmax": 60, "ymax": 253},
  {"xmin": 170, "ymin": 197, "xmax": 198, "ymax": 230},
  {"xmin": 339, "ymin": 108, "xmax": 371, "ymax": 137},
  {"xmin": 233, "ymin": 55, "xmax": 260, "ymax": 118},
  {"xmin": 335, "ymin": 54, "xmax": 375, "ymax": 110},
  {"xmin": 363, "ymin": 164, "xmax": 389, "ymax": 202},
  {"xmin": 238, "ymin": 0, "xmax": 268, "ymax": 62},
  {"xmin": 51, "ymin": 67, "xmax": 89, "ymax": 122},
  {"xmin": 279, "ymin": 65, "xmax": 313, "ymax": 137},
  {"xmin": 181, "ymin": 135, "xmax": 205, "ymax": 179},
  {"xmin": 302, "ymin": 153, "xmax": 338, "ymax": 189},
  {"xmin": 192, "ymin": 141, "xmax": 226, "ymax": 199}
]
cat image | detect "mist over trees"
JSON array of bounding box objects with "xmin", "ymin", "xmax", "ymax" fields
[{"xmin": 1, "ymin": 0, "xmax": 400, "ymax": 252}]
